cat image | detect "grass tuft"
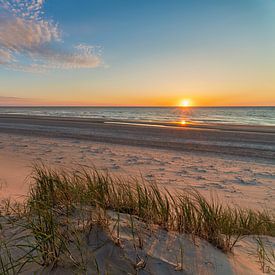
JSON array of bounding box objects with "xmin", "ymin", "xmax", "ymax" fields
[
  {"xmin": 27, "ymin": 165, "xmax": 275, "ymax": 251},
  {"xmin": 0, "ymin": 164, "xmax": 274, "ymax": 273}
]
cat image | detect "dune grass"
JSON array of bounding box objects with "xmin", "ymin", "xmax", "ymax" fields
[
  {"xmin": 256, "ymin": 236, "xmax": 275, "ymax": 273},
  {"xmin": 28, "ymin": 165, "xmax": 275, "ymax": 249},
  {"xmin": 0, "ymin": 164, "xmax": 274, "ymax": 273}
]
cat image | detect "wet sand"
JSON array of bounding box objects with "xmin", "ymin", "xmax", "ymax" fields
[{"xmin": 0, "ymin": 115, "xmax": 275, "ymax": 160}]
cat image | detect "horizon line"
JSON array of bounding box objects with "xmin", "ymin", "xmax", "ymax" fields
[{"xmin": 0, "ymin": 105, "xmax": 274, "ymax": 108}]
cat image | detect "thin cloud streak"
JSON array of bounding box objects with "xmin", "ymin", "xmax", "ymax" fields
[{"xmin": 0, "ymin": 96, "xmax": 34, "ymax": 105}]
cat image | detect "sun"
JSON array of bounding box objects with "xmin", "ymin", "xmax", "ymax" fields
[{"xmin": 179, "ymin": 99, "xmax": 191, "ymax": 107}]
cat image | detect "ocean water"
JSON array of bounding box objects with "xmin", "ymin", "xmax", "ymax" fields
[{"xmin": 0, "ymin": 106, "xmax": 274, "ymax": 126}]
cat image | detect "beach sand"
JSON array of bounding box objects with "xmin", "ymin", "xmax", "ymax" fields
[
  {"xmin": 0, "ymin": 115, "xmax": 274, "ymax": 274},
  {"xmin": 0, "ymin": 116, "xmax": 274, "ymax": 211}
]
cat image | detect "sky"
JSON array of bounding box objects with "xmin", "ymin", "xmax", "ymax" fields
[{"xmin": 0, "ymin": 0, "xmax": 275, "ymax": 106}]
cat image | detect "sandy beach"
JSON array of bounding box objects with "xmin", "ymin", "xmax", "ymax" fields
[{"xmin": 0, "ymin": 115, "xmax": 274, "ymax": 210}]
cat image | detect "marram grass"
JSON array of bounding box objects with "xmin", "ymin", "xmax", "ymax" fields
[
  {"xmin": 0, "ymin": 164, "xmax": 274, "ymax": 273},
  {"xmin": 28, "ymin": 165, "xmax": 274, "ymax": 249}
]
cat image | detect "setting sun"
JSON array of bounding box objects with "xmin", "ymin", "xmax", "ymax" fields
[{"xmin": 179, "ymin": 99, "xmax": 191, "ymax": 107}]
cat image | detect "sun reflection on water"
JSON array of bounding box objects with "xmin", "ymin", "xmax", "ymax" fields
[{"xmin": 180, "ymin": 120, "xmax": 188, "ymax": 126}]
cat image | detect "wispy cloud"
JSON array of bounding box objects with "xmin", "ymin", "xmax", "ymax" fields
[
  {"xmin": 0, "ymin": 96, "xmax": 33, "ymax": 105},
  {"xmin": 0, "ymin": 0, "xmax": 102, "ymax": 72},
  {"xmin": 0, "ymin": 96, "xmax": 23, "ymax": 100}
]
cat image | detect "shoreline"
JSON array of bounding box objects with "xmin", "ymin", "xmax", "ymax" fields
[
  {"xmin": 0, "ymin": 114, "xmax": 275, "ymax": 161},
  {"xmin": 1, "ymin": 113, "xmax": 275, "ymax": 132}
]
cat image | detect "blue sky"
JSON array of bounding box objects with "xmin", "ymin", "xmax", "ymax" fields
[{"xmin": 0, "ymin": 0, "xmax": 275, "ymax": 106}]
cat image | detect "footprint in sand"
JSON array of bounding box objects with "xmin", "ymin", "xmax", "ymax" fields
[{"xmin": 235, "ymin": 177, "xmax": 259, "ymax": 186}]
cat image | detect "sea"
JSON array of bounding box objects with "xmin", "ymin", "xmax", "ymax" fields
[{"xmin": 0, "ymin": 106, "xmax": 274, "ymax": 126}]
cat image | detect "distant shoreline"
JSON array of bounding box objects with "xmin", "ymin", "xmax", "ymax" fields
[{"xmin": 0, "ymin": 106, "xmax": 274, "ymax": 127}]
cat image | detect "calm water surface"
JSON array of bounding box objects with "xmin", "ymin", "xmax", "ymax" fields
[{"xmin": 0, "ymin": 107, "xmax": 274, "ymax": 126}]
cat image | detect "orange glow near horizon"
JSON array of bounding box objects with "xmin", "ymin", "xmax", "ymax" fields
[
  {"xmin": 179, "ymin": 99, "xmax": 192, "ymax": 107},
  {"xmin": 2, "ymin": 94, "xmax": 274, "ymax": 107}
]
